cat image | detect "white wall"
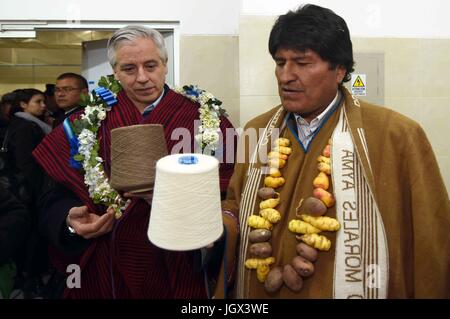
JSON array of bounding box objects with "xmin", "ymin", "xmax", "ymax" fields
[
  {"xmin": 242, "ymin": 0, "xmax": 450, "ymax": 38},
  {"xmin": 3, "ymin": 0, "xmax": 449, "ymax": 37},
  {"xmin": 0, "ymin": 0, "xmax": 240, "ymax": 35}
]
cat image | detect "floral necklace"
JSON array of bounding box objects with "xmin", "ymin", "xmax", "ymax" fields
[
  {"xmin": 245, "ymin": 137, "xmax": 341, "ymax": 293},
  {"xmin": 64, "ymin": 77, "xmax": 227, "ymax": 219},
  {"xmin": 173, "ymin": 85, "xmax": 228, "ymax": 152}
]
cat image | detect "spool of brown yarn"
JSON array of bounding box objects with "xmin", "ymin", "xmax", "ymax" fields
[{"xmin": 110, "ymin": 124, "xmax": 168, "ymax": 193}]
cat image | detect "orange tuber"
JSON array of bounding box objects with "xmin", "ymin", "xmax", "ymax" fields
[
  {"xmin": 269, "ymin": 167, "xmax": 282, "ymax": 178},
  {"xmin": 313, "ymin": 172, "xmax": 329, "ymax": 190},
  {"xmin": 273, "ymin": 146, "xmax": 292, "ymax": 155},
  {"xmin": 313, "ymin": 187, "xmax": 335, "ymax": 207},
  {"xmin": 268, "ymin": 151, "xmax": 288, "ymax": 160},
  {"xmin": 317, "ymin": 162, "xmax": 331, "ymax": 175},
  {"xmin": 268, "ymin": 158, "xmax": 286, "ymax": 169},
  {"xmin": 264, "ymin": 176, "xmax": 285, "ymax": 188},
  {"xmin": 317, "ymin": 155, "xmax": 331, "ymax": 164},
  {"xmin": 322, "ymin": 144, "xmax": 331, "ymax": 157}
]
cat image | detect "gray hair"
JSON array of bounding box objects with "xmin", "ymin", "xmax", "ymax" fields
[{"xmin": 107, "ymin": 25, "xmax": 168, "ymax": 67}]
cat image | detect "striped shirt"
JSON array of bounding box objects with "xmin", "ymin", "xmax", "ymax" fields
[
  {"xmin": 293, "ymin": 91, "xmax": 341, "ymax": 149},
  {"xmin": 142, "ymin": 87, "xmax": 165, "ymax": 117}
]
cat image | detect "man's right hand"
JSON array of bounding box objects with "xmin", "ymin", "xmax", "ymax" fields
[{"xmin": 66, "ymin": 206, "xmax": 115, "ymax": 239}]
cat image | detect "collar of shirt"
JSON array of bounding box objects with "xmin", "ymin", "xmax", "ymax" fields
[
  {"xmin": 142, "ymin": 87, "xmax": 165, "ymax": 117},
  {"xmin": 292, "ymin": 90, "xmax": 341, "ymax": 148},
  {"xmin": 64, "ymin": 106, "xmax": 81, "ymax": 115}
]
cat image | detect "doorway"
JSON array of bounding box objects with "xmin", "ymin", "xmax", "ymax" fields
[{"xmin": 0, "ymin": 21, "xmax": 179, "ymax": 95}]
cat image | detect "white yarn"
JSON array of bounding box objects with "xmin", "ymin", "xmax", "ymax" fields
[{"xmin": 147, "ymin": 153, "xmax": 223, "ymax": 251}]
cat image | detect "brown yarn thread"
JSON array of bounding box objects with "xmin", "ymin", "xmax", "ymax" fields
[{"xmin": 110, "ymin": 124, "xmax": 168, "ymax": 193}]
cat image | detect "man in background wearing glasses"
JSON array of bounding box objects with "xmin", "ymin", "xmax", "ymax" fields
[{"xmin": 53, "ymin": 73, "xmax": 88, "ymax": 128}]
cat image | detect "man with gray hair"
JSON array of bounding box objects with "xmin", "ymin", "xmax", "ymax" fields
[{"xmin": 33, "ymin": 25, "xmax": 237, "ymax": 298}]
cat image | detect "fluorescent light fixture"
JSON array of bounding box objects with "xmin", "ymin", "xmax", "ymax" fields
[{"xmin": 0, "ymin": 30, "xmax": 36, "ymax": 38}]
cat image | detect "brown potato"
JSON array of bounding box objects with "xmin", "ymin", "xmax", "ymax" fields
[
  {"xmin": 248, "ymin": 229, "xmax": 272, "ymax": 243},
  {"xmin": 291, "ymin": 256, "xmax": 315, "ymax": 277},
  {"xmin": 264, "ymin": 266, "xmax": 283, "ymax": 293},
  {"xmin": 296, "ymin": 242, "xmax": 318, "ymax": 262},
  {"xmin": 282, "ymin": 264, "xmax": 303, "ymax": 292},
  {"xmin": 258, "ymin": 187, "xmax": 276, "ymax": 200},
  {"xmin": 297, "ymin": 197, "xmax": 327, "ymax": 216},
  {"xmin": 249, "ymin": 242, "xmax": 272, "ymax": 258}
]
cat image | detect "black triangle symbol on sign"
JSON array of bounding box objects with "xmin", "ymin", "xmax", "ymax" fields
[{"xmin": 353, "ymin": 76, "xmax": 365, "ymax": 87}]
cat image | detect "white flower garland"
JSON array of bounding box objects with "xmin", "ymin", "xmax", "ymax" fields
[
  {"xmin": 70, "ymin": 77, "xmax": 126, "ymax": 218},
  {"xmin": 173, "ymin": 85, "xmax": 227, "ymax": 151},
  {"xmin": 69, "ymin": 79, "xmax": 227, "ymax": 219}
]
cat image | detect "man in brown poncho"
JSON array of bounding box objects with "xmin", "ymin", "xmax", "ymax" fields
[{"xmin": 219, "ymin": 4, "xmax": 449, "ymax": 298}]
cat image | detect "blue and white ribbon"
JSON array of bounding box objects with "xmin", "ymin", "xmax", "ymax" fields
[
  {"xmin": 94, "ymin": 87, "xmax": 118, "ymax": 108},
  {"xmin": 63, "ymin": 118, "xmax": 82, "ymax": 170}
]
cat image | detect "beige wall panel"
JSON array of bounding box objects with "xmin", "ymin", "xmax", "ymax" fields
[
  {"xmin": 419, "ymin": 39, "xmax": 450, "ymax": 98},
  {"xmin": 180, "ymin": 35, "xmax": 240, "ymax": 126},
  {"xmin": 437, "ymin": 156, "xmax": 450, "ymax": 194},
  {"xmin": 0, "ymin": 83, "xmax": 46, "ymax": 96},
  {"xmin": 353, "ymin": 38, "xmax": 422, "ymax": 98},
  {"xmin": 239, "ymin": 16, "xmax": 278, "ymax": 97},
  {"xmin": 385, "ymin": 97, "xmax": 423, "ymax": 125},
  {"xmin": 421, "ymin": 98, "xmax": 450, "ymax": 157}
]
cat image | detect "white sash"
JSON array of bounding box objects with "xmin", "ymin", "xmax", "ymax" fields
[{"xmin": 332, "ymin": 107, "xmax": 389, "ymax": 299}]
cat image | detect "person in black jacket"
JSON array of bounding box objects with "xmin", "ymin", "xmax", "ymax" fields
[
  {"xmin": 8, "ymin": 89, "xmax": 51, "ymax": 297},
  {"xmin": 0, "ymin": 184, "xmax": 30, "ymax": 266},
  {"xmin": 8, "ymin": 89, "xmax": 51, "ymax": 207},
  {"xmin": 0, "ymin": 184, "xmax": 30, "ymax": 299}
]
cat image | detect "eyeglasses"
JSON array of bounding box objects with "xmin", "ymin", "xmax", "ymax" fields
[{"xmin": 55, "ymin": 87, "xmax": 82, "ymax": 94}]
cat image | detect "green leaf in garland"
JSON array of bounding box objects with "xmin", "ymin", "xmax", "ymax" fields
[
  {"xmin": 92, "ymin": 142, "xmax": 99, "ymax": 154},
  {"xmin": 98, "ymin": 76, "xmax": 109, "ymax": 89},
  {"xmin": 93, "ymin": 195, "xmax": 101, "ymax": 204},
  {"xmin": 110, "ymin": 81, "xmax": 121, "ymax": 94},
  {"xmin": 106, "ymin": 74, "xmax": 116, "ymax": 84},
  {"xmin": 89, "ymin": 154, "xmax": 98, "ymax": 167},
  {"xmin": 79, "ymin": 93, "xmax": 90, "ymax": 107},
  {"xmin": 72, "ymin": 119, "xmax": 84, "ymax": 135},
  {"xmin": 73, "ymin": 154, "xmax": 84, "ymax": 162},
  {"xmin": 88, "ymin": 113, "xmax": 97, "ymax": 126}
]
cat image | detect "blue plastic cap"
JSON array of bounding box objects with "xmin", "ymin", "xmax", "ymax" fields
[{"xmin": 178, "ymin": 155, "xmax": 198, "ymax": 165}]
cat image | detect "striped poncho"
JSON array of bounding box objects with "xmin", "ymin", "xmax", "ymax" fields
[{"xmin": 33, "ymin": 88, "xmax": 236, "ymax": 298}]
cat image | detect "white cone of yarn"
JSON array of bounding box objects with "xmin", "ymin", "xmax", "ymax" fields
[{"xmin": 147, "ymin": 153, "xmax": 223, "ymax": 251}]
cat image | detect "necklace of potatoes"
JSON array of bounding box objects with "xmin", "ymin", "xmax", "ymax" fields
[{"xmin": 245, "ymin": 137, "xmax": 341, "ymax": 293}]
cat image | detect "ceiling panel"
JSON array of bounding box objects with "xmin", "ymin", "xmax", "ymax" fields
[{"xmin": 0, "ymin": 30, "xmax": 112, "ymax": 93}]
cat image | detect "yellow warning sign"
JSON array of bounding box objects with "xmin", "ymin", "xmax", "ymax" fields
[
  {"xmin": 350, "ymin": 74, "xmax": 366, "ymax": 96},
  {"xmin": 353, "ymin": 75, "xmax": 365, "ymax": 87}
]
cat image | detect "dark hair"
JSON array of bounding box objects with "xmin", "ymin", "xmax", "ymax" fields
[
  {"xmin": 45, "ymin": 83, "xmax": 55, "ymax": 96},
  {"xmin": 0, "ymin": 92, "xmax": 17, "ymax": 121},
  {"xmin": 268, "ymin": 4, "xmax": 354, "ymax": 83},
  {"xmin": 1, "ymin": 92, "xmax": 16, "ymax": 105},
  {"xmin": 56, "ymin": 73, "xmax": 88, "ymax": 89},
  {"xmin": 10, "ymin": 88, "xmax": 44, "ymax": 115}
]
